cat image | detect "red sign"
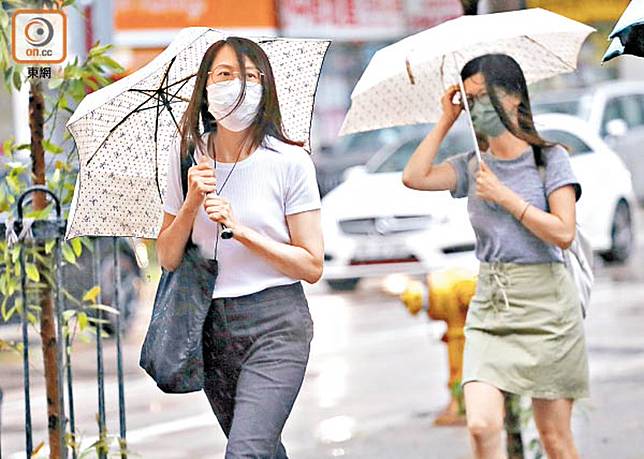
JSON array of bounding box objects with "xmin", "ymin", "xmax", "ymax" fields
[
  {"xmin": 280, "ymin": 0, "xmax": 405, "ymax": 39},
  {"xmin": 279, "ymin": 0, "xmax": 463, "ymax": 39},
  {"xmin": 405, "ymin": 0, "xmax": 464, "ymax": 30}
]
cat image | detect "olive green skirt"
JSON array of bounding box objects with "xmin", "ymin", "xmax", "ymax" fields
[{"xmin": 462, "ymin": 261, "xmax": 589, "ymax": 400}]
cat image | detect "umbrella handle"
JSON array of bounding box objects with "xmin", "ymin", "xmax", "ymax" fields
[
  {"xmin": 220, "ymin": 225, "xmax": 234, "ymax": 239},
  {"xmin": 454, "ymin": 54, "xmax": 482, "ymax": 164}
]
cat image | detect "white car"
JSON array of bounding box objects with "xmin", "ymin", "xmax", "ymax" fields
[
  {"xmin": 534, "ymin": 81, "xmax": 644, "ymax": 203},
  {"xmin": 320, "ymin": 113, "xmax": 638, "ymax": 291}
]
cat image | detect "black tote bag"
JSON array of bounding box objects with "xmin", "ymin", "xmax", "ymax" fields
[{"xmin": 140, "ymin": 144, "xmax": 218, "ymax": 393}]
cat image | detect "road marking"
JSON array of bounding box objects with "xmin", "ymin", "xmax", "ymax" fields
[
  {"xmin": 126, "ymin": 412, "xmax": 220, "ymax": 444},
  {"xmin": 2, "ymin": 377, "xmax": 151, "ymax": 415},
  {"xmin": 8, "ymin": 413, "xmax": 225, "ymax": 458}
]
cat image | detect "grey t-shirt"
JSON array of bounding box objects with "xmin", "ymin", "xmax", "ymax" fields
[{"xmin": 446, "ymin": 144, "xmax": 582, "ymax": 264}]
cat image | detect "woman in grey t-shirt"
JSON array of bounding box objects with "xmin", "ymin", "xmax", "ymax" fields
[{"xmin": 402, "ymin": 54, "xmax": 588, "ymax": 459}]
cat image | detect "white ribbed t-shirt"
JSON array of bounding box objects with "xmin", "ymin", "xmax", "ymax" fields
[{"xmin": 162, "ymin": 132, "xmax": 321, "ymax": 298}]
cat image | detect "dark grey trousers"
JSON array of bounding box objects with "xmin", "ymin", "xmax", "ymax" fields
[{"xmin": 202, "ymin": 281, "xmax": 314, "ymax": 459}]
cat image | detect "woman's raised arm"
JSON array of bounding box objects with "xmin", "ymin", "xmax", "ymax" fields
[{"xmin": 402, "ymin": 85, "xmax": 461, "ymax": 192}]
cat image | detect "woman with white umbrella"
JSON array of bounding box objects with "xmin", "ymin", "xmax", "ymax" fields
[
  {"xmin": 156, "ymin": 37, "xmax": 323, "ymax": 458},
  {"xmin": 402, "ymin": 53, "xmax": 588, "ymax": 458}
]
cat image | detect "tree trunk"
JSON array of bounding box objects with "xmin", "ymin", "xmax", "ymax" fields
[
  {"xmin": 29, "ymin": 78, "xmax": 63, "ymax": 459},
  {"xmin": 29, "ymin": 79, "xmax": 47, "ymax": 208}
]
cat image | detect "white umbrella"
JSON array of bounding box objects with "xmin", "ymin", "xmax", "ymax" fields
[
  {"xmin": 65, "ymin": 27, "xmax": 330, "ymax": 240},
  {"xmin": 339, "ymin": 8, "xmax": 595, "ymax": 161},
  {"xmin": 602, "ymin": 0, "xmax": 644, "ymax": 62}
]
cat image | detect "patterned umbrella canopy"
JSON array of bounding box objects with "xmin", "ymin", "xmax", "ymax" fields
[
  {"xmin": 339, "ymin": 8, "xmax": 595, "ymax": 137},
  {"xmin": 65, "ymin": 27, "xmax": 330, "ymax": 240}
]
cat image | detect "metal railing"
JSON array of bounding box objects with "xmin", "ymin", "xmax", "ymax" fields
[{"xmin": 1, "ymin": 186, "xmax": 130, "ymax": 458}]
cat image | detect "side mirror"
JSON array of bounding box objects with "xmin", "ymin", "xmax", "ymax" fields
[
  {"xmin": 605, "ymin": 118, "xmax": 628, "ymax": 138},
  {"xmin": 342, "ymin": 165, "xmax": 367, "ymax": 181}
]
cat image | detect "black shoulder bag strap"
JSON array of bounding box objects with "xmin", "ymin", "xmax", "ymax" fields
[
  {"xmin": 180, "ymin": 143, "xmax": 195, "ymax": 202},
  {"xmin": 179, "ymin": 142, "xmax": 197, "ymax": 249}
]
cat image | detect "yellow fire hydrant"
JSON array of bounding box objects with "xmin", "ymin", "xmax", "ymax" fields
[{"xmin": 400, "ymin": 267, "xmax": 477, "ymax": 426}]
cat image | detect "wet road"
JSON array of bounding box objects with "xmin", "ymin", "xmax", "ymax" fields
[{"xmin": 2, "ymin": 208, "xmax": 644, "ymax": 459}]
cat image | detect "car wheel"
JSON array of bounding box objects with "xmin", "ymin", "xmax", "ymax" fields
[
  {"xmin": 601, "ymin": 200, "xmax": 633, "ymax": 264},
  {"xmin": 326, "ymin": 278, "xmax": 361, "ymax": 291}
]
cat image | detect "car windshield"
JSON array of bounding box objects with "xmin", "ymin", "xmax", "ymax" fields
[
  {"xmin": 367, "ymin": 127, "xmax": 473, "ymax": 173},
  {"xmin": 533, "ymin": 100, "xmax": 580, "ymax": 116},
  {"xmin": 532, "ymin": 94, "xmax": 592, "ymax": 121},
  {"xmin": 332, "ymin": 124, "xmax": 430, "ymax": 156}
]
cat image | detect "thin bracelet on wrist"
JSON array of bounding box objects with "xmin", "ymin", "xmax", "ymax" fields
[{"xmin": 518, "ymin": 202, "xmax": 531, "ymax": 222}]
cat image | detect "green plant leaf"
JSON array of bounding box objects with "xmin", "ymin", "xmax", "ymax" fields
[
  {"xmin": 45, "ymin": 239, "xmax": 56, "ymax": 254},
  {"xmin": 71, "ymin": 237, "xmax": 82, "ymax": 257},
  {"xmin": 0, "ymin": 8, "xmax": 9, "ymax": 28},
  {"xmin": 83, "ymin": 77, "xmax": 98, "ymax": 91},
  {"xmin": 61, "ymin": 243, "xmax": 76, "ymax": 264},
  {"xmin": 89, "ymin": 303, "xmax": 119, "ymax": 315},
  {"xmin": 2, "ymin": 139, "xmax": 13, "ymax": 157},
  {"xmin": 11, "ymin": 245, "xmax": 21, "ymax": 263},
  {"xmin": 86, "ymin": 317, "xmax": 111, "ymax": 325},
  {"xmin": 6, "ymin": 175, "xmax": 21, "ymax": 193},
  {"xmin": 48, "ymin": 77, "xmax": 64, "ymax": 89},
  {"xmin": 88, "ymin": 42, "xmax": 113, "ymax": 58},
  {"xmin": 25, "ymin": 263, "xmax": 40, "ymax": 282},
  {"xmin": 6, "ymin": 277, "xmax": 16, "ymax": 296},
  {"xmin": 86, "ymin": 326, "xmax": 110, "ymax": 339},
  {"xmin": 2, "ymin": 304, "xmax": 18, "ymax": 322},
  {"xmin": 49, "ymin": 167, "xmax": 61, "ymax": 185},
  {"xmin": 82, "ymin": 285, "xmax": 101, "ymax": 303},
  {"xmin": 42, "ymin": 138, "xmax": 64, "ymax": 154},
  {"xmin": 57, "ymin": 95, "xmax": 68, "ymax": 111},
  {"xmin": 12, "ymin": 69, "xmax": 21, "ymax": 91},
  {"xmin": 62, "ymin": 309, "xmax": 76, "ymax": 321},
  {"xmin": 1, "ymin": 295, "xmax": 16, "ymax": 321},
  {"xmin": 77, "ymin": 311, "xmax": 88, "ymax": 330},
  {"xmin": 6, "ymin": 161, "xmax": 28, "ymax": 174},
  {"xmin": 24, "ymin": 205, "xmax": 52, "ymax": 219},
  {"xmin": 92, "ymin": 55, "xmax": 125, "ymax": 73},
  {"xmin": 79, "ymin": 237, "xmax": 94, "ymax": 251},
  {"xmin": 27, "ymin": 311, "xmax": 38, "ymax": 325}
]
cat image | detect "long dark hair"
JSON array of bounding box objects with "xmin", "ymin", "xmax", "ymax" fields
[
  {"xmin": 178, "ymin": 36, "xmax": 304, "ymax": 162},
  {"xmin": 460, "ymin": 53, "xmax": 555, "ymax": 167}
]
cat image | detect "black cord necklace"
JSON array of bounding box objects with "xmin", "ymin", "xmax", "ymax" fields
[{"xmin": 209, "ymin": 134, "xmax": 247, "ymax": 257}]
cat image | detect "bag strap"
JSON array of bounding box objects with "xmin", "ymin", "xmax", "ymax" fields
[
  {"xmin": 179, "ymin": 142, "xmax": 197, "ymax": 248},
  {"xmin": 534, "ymin": 147, "xmax": 571, "ymax": 261},
  {"xmin": 180, "ymin": 142, "xmax": 195, "ymax": 201}
]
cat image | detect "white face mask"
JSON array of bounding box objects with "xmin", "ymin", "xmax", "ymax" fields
[{"xmin": 206, "ymin": 79, "xmax": 263, "ymax": 132}]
